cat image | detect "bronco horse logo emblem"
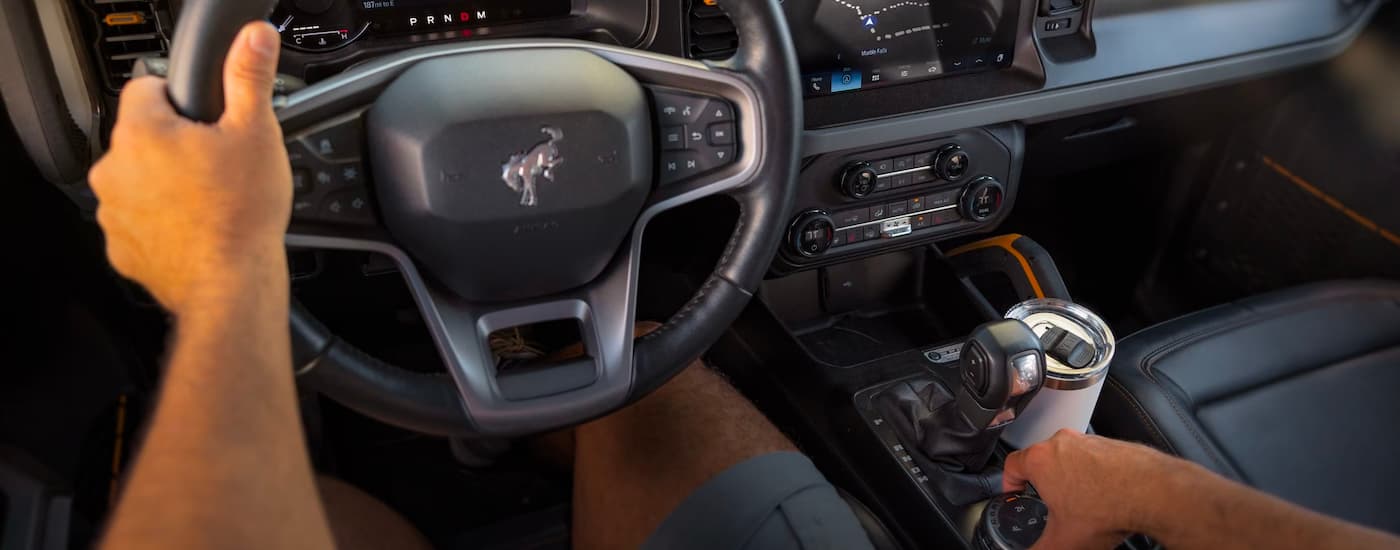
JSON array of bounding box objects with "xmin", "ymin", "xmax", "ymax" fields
[{"xmin": 500, "ymin": 126, "xmax": 565, "ymax": 207}]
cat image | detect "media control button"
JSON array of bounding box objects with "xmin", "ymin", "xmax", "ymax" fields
[
  {"xmin": 660, "ymin": 151, "xmax": 704, "ymax": 185},
  {"xmin": 707, "ymin": 123, "xmax": 735, "ymax": 146},
  {"xmin": 661, "ymin": 126, "xmax": 686, "ymax": 150}
]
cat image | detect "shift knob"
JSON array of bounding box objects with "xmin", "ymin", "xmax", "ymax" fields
[{"xmin": 956, "ymin": 320, "xmax": 1047, "ymax": 432}]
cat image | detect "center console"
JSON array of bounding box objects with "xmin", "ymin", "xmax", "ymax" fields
[{"xmin": 722, "ymin": 234, "xmax": 1136, "ymax": 549}]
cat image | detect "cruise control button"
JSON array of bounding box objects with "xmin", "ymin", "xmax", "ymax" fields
[
  {"xmin": 292, "ymin": 169, "xmax": 312, "ymax": 197},
  {"xmin": 661, "ymin": 126, "xmax": 686, "ymax": 150},
  {"xmin": 301, "ymin": 119, "xmax": 362, "ymax": 161},
  {"xmin": 708, "ymin": 122, "xmax": 735, "ymax": 146},
  {"xmin": 292, "ymin": 198, "xmax": 318, "ymax": 219},
  {"xmin": 337, "ymin": 162, "xmax": 363, "ymax": 186},
  {"xmin": 321, "ymin": 188, "xmax": 374, "ymax": 223},
  {"xmin": 660, "ymin": 151, "xmax": 703, "ymax": 184}
]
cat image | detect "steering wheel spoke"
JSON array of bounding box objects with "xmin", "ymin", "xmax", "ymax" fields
[{"xmin": 288, "ymin": 225, "xmax": 641, "ymax": 436}]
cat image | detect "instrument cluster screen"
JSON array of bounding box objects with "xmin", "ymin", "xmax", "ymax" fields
[{"xmin": 780, "ymin": 0, "xmax": 1019, "ymax": 96}]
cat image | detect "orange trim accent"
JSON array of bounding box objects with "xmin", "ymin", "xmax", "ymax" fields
[
  {"xmin": 1261, "ymin": 156, "xmax": 1400, "ymax": 249},
  {"xmin": 108, "ymin": 393, "xmax": 128, "ymax": 505},
  {"xmin": 946, "ymin": 233, "xmax": 1046, "ymax": 299},
  {"xmin": 103, "ymin": 12, "xmax": 146, "ymax": 26}
]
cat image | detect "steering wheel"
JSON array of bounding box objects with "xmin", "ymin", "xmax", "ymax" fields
[{"xmin": 163, "ymin": 0, "xmax": 801, "ymax": 437}]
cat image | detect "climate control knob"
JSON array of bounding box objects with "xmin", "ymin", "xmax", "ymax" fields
[
  {"xmin": 788, "ymin": 211, "xmax": 836, "ymax": 257},
  {"xmin": 934, "ymin": 145, "xmax": 971, "ymax": 182},
  {"xmin": 961, "ymin": 176, "xmax": 1005, "ymax": 222},
  {"xmin": 840, "ymin": 162, "xmax": 879, "ymax": 199}
]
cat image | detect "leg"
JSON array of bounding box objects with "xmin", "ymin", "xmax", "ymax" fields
[
  {"xmin": 571, "ymin": 361, "xmax": 798, "ymax": 550},
  {"xmin": 317, "ymin": 476, "xmax": 433, "ymax": 550}
]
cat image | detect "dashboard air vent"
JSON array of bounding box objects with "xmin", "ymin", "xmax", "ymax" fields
[
  {"xmin": 82, "ymin": 0, "xmax": 169, "ymax": 93},
  {"xmin": 686, "ymin": 0, "xmax": 738, "ymax": 60}
]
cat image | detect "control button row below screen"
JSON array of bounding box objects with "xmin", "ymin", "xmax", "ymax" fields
[
  {"xmin": 832, "ymin": 188, "xmax": 962, "ymax": 229},
  {"xmin": 829, "ymin": 209, "xmax": 960, "ymax": 248}
]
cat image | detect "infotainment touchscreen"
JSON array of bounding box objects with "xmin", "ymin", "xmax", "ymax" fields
[{"xmin": 780, "ymin": 0, "xmax": 1019, "ymax": 96}]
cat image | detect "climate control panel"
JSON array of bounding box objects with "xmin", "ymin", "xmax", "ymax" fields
[{"xmin": 777, "ymin": 127, "xmax": 1020, "ymax": 271}]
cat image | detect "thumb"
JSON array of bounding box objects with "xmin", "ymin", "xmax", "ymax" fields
[{"xmin": 221, "ymin": 21, "xmax": 280, "ymax": 126}]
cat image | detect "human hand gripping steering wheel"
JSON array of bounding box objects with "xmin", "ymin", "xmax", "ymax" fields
[{"xmin": 122, "ymin": 0, "xmax": 802, "ymax": 437}]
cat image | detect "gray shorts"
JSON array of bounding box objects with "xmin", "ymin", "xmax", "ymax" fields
[{"xmin": 642, "ymin": 451, "xmax": 875, "ymax": 550}]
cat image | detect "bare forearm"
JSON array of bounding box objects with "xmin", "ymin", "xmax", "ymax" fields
[
  {"xmin": 102, "ymin": 258, "xmax": 334, "ymax": 550},
  {"xmin": 1144, "ymin": 462, "xmax": 1399, "ymax": 550}
]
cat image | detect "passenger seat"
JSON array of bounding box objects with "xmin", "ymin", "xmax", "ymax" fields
[{"xmin": 1092, "ymin": 280, "xmax": 1400, "ymax": 534}]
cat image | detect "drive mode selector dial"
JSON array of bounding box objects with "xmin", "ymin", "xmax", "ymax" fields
[
  {"xmin": 840, "ymin": 162, "xmax": 879, "ymax": 199},
  {"xmin": 788, "ymin": 211, "xmax": 836, "ymax": 257},
  {"xmin": 961, "ymin": 176, "xmax": 1005, "ymax": 222}
]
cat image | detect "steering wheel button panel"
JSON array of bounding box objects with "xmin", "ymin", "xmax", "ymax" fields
[
  {"xmin": 650, "ymin": 87, "xmax": 739, "ymax": 186},
  {"xmin": 286, "ymin": 111, "xmax": 375, "ymax": 226}
]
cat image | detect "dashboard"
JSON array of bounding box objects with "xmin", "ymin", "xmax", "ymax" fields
[{"xmin": 0, "ymin": 0, "xmax": 1384, "ymax": 271}]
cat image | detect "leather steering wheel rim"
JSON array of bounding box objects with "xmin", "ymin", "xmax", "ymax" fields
[{"xmin": 163, "ymin": 0, "xmax": 802, "ymax": 437}]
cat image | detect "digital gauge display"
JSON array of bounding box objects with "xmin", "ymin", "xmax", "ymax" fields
[
  {"xmin": 270, "ymin": 0, "xmax": 573, "ymax": 53},
  {"xmin": 272, "ymin": 0, "xmax": 370, "ymax": 52}
]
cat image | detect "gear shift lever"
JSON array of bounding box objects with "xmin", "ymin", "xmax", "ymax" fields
[
  {"xmin": 874, "ymin": 320, "xmax": 1046, "ymax": 474},
  {"xmin": 957, "ymin": 320, "xmax": 1047, "ymax": 435}
]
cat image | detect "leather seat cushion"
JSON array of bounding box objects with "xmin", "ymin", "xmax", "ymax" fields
[{"xmin": 1092, "ymin": 280, "xmax": 1400, "ymax": 533}]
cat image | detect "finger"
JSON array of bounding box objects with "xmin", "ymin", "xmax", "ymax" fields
[
  {"xmin": 1002, "ymin": 448, "xmax": 1032, "ymax": 493},
  {"xmin": 114, "ymin": 76, "xmax": 176, "ymax": 127},
  {"xmin": 221, "ymin": 21, "xmax": 280, "ymax": 126}
]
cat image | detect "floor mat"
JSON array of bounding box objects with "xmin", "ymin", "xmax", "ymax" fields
[{"xmin": 1161, "ymin": 72, "xmax": 1400, "ymax": 308}]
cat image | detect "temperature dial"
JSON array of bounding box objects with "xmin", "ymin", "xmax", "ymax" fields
[
  {"xmin": 788, "ymin": 211, "xmax": 835, "ymax": 257},
  {"xmin": 271, "ymin": 0, "xmax": 368, "ymax": 52},
  {"xmin": 960, "ymin": 176, "xmax": 1005, "ymax": 222}
]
